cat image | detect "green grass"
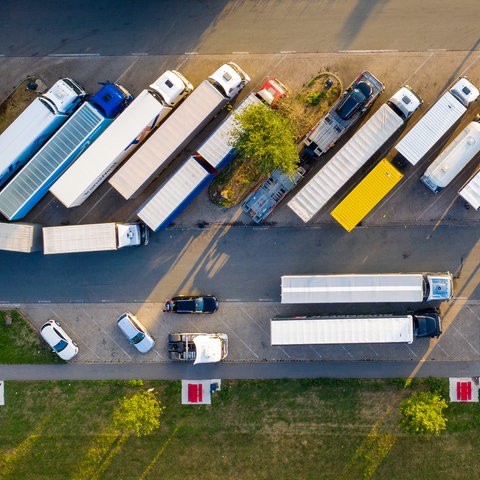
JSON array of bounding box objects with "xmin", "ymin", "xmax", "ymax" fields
[
  {"xmin": 0, "ymin": 310, "xmax": 62, "ymax": 364},
  {"xmin": 0, "ymin": 378, "xmax": 479, "ymax": 479}
]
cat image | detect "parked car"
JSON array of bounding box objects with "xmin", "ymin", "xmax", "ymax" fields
[
  {"xmin": 336, "ymin": 80, "xmax": 373, "ymax": 120},
  {"xmin": 116, "ymin": 312, "xmax": 155, "ymax": 353},
  {"xmin": 40, "ymin": 319, "xmax": 78, "ymax": 361},
  {"xmin": 164, "ymin": 295, "xmax": 219, "ymax": 314}
]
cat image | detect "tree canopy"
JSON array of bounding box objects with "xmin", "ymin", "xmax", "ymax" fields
[
  {"xmin": 113, "ymin": 390, "xmax": 165, "ymax": 437},
  {"xmin": 229, "ymin": 103, "xmax": 299, "ymax": 177},
  {"xmin": 399, "ymin": 391, "xmax": 448, "ymax": 435}
]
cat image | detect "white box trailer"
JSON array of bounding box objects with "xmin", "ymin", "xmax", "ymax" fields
[
  {"xmin": 288, "ymin": 87, "xmax": 422, "ymax": 223},
  {"xmin": 396, "ymin": 77, "xmax": 479, "ymax": 165},
  {"xmin": 109, "ymin": 63, "xmax": 250, "ymax": 200},
  {"xmin": 280, "ymin": 273, "xmax": 453, "ymax": 304},
  {"xmin": 0, "ymin": 222, "xmax": 42, "ymax": 253},
  {"xmin": 270, "ymin": 311, "xmax": 442, "ymax": 345},
  {"xmin": 0, "ymin": 78, "xmax": 87, "ymax": 186},
  {"xmin": 421, "ymin": 121, "xmax": 480, "ymax": 193},
  {"xmin": 43, "ymin": 222, "xmax": 148, "ymax": 254},
  {"xmin": 49, "ymin": 71, "xmax": 193, "ymax": 208}
]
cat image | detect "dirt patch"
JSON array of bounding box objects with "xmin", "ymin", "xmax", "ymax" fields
[
  {"xmin": 208, "ymin": 71, "xmax": 342, "ymax": 208},
  {"xmin": 0, "ymin": 77, "xmax": 43, "ymax": 135}
]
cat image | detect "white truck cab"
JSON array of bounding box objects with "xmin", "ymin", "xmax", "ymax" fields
[
  {"xmin": 209, "ymin": 62, "xmax": 251, "ymax": 99},
  {"xmin": 149, "ymin": 70, "xmax": 193, "ymax": 107},
  {"xmin": 450, "ymin": 77, "xmax": 479, "ymax": 107},
  {"xmin": 43, "ymin": 78, "xmax": 87, "ymax": 114},
  {"xmin": 388, "ymin": 86, "xmax": 423, "ymax": 120}
]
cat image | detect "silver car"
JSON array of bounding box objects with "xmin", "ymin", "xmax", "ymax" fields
[
  {"xmin": 40, "ymin": 319, "xmax": 78, "ymax": 361},
  {"xmin": 116, "ymin": 312, "xmax": 155, "ymax": 353}
]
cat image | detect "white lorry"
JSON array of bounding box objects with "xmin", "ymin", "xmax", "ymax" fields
[
  {"xmin": 109, "ymin": 62, "xmax": 250, "ymax": 200},
  {"xmin": 288, "ymin": 86, "xmax": 423, "ymax": 223},
  {"xmin": 0, "ymin": 83, "xmax": 133, "ymax": 221},
  {"xmin": 49, "ymin": 71, "xmax": 194, "ymax": 208},
  {"xmin": 167, "ymin": 333, "xmax": 228, "ymax": 364},
  {"xmin": 395, "ymin": 77, "xmax": 479, "ymax": 165},
  {"xmin": 280, "ymin": 273, "xmax": 453, "ymax": 304},
  {"xmin": 42, "ymin": 222, "xmax": 149, "ymax": 254},
  {"xmin": 0, "ymin": 78, "xmax": 87, "ymax": 187},
  {"xmin": 0, "ymin": 222, "xmax": 42, "ymax": 253},
  {"xmin": 136, "ymin": 78, "xmax": 287, "ymax": 231},
  {"xmin": 420, "ymin": 121, "xmax": 480, "ymax": 193},
  {"xmin": 304, "ymin": 71, "xmax": 385, "ymax": 157},
  {"xmin": 270, "ymin": 311, "xmax": 442, "ymax": 346}
]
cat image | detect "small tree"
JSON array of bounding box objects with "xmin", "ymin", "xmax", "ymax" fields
[
  {"xmin": 113, "ymin": 390, "xmax": 165, "ymax": 437},
  {"xmin": 229, "ymin": 103, "xmax": 299, "ymax": 177},
  {"xmin": 399, "ymin": 391, "xmax": 448, "ymax": 435}
]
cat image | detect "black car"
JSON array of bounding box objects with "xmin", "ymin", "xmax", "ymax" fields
[
  {"xmin": 336, "ymin": 80, "xmax": 373, "ymax": 120},
  {"xmin": 164, "ymin": 295, "xmax": 219, "ymax": 314}
]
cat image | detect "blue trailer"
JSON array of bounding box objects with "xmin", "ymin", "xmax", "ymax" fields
[{"xmin": 0, "ymin": 83, "xmax": 133, "ymax": 221}]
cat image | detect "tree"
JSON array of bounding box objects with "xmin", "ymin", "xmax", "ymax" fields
[
  {"xmin": 113, "ymin": 390, "xmax": 165, "ymax": 437},
  {"xmin": 229, "ymin": 103, "xmax": 299, "ymax": 177},
  {"xmin": 399, "ymin": 391, "xmax": 448, "ymax": 435}
]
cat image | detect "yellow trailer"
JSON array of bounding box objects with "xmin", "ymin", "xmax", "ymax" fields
[{"xmin": 330, "ymin": 159, "xmax": 403, "ymax": 232}]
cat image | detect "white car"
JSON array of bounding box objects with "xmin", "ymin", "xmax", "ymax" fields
[
  {"xmin": 116, "ymin": 312, "xmax": 155, "ymax": 353},
  {"xmin": 40, "ymin": 320, "xmax": 78, "ymax": 361}
]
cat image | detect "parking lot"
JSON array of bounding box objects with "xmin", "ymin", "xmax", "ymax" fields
[{"xmin": 2, "ymin": 50, "xmax": 480, "ymax": 368}]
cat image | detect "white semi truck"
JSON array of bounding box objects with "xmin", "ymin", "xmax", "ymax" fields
[
  {"xmin": 42, "ymin": 222, "xmax": 149, "ymax": 254},
  {"xmin": 395, "ymin": 77, "xmax": 479, "ymax": 165},
  {"xmin": 136, "ymin": 78, "xmax": 287, "ymax": 231},
  {"xmin": 0, "ymin": 83, "xmax": 133, "ymax": 221},
  {"xmin": 167, "ymin": 333, "xmax": 228, "ymax": 364},
  {"xmin": 280, "ymin": 273, "xmax": 453, "ymax": 304},
  {"xmin": 270, "ymin": 311, "xmax": 442, "ymax": 346},
  {"xmin": 0, "ymin": 222, "xmax": 42, "ymax": 253},
  {"xmin": 109, "ymin": 62, "xmax": 250, "ymax": 200},
  {"xmin": 288, "ymin": 86, "xmax": 423, "ymax": 223},
  {"xmin": 49, "ymin": 71, "xmax": 194, "ymax": 208},
  {"xmin": 304, "ymin": 71, "xmax": 385, "ymax": 157},
  {"xmin": 420, "ymin": 121, "xmax": 480, "ymax": 193},
  {"xmin": 0, "ymin": 78, "xmax": 87, "ymax": 186}
]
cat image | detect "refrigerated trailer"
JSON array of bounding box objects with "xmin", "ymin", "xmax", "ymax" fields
[
  {"xmin": 49, "ymin": 71, "xmax": 193, "ymax": 208},
  {"xmin": 330, "ymin": 159, "xmax": 403, "ymax": 232},
  {"xmin": 395, "ymin": 77, "xmax": 479, "ymax": 165},
  {"xmin": 0, "ymin": 78, "xmax": 87, "ymax": 186},
  {"xmin": 109, "ymin": 63, "xmax": 250, "ymax": 200},
  {"xmin": 0, "ymin": 83, "xmax": 133, "ymax": 221},
  {"xmin": 270, "ymin": 311, "xmax": 442, "ymax": 345},
  {"xmin": 280, "ymin": 273, "xmax": 453, "ymax": 304},
  {"xmin": 288, "ymin": 86, "xmax": 422, "ymax": 223}
]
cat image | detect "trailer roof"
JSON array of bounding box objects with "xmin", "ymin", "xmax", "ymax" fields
[
  {"xmin": 395, "ymin": 92, "xmax": 467, "ymax": 165},
  {"xmin": 137, "ymin": 157, "xmax": 213, "ymax": 231},
  {"xmin": 0, "ymin": 222, "xmax": 42, "ymax": 253},
  {"xmin": 0, "ymin": 103, "xmax": 105, "ymax": 220},
  {"xmin": 280, "ymin": 274, "xmax": 425, "ymax": 303},
  {"xmin": 330, "ymin": 159, "xmax": 403, "ymax": 232},
  {"xmin": 43, "ymin": 223, "xmax": 117, "ymax": 254},
  {"xmin": 50, "ymin": 90, "xmax": 169, "ymax": 208},
  {"xmin": 271, "ymin": 316, "xmax": 414, "ymax": 345}
]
